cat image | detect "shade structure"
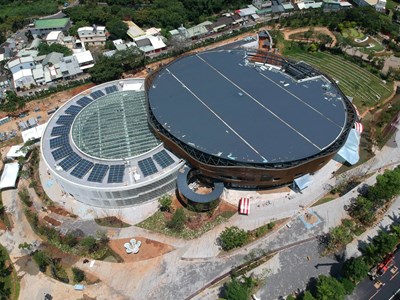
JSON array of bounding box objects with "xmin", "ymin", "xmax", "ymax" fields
[
  {"xmin": 293, "ymin": 173, "xmax": 312, "ymax": 191},
  {"xmin": 336, "ymin": 128, "xmax": 360, "ymax": 165},
  {"xmin": 0, "ymin": 162, "xmax": 19, "ymax": 189},
  {"xmin": 239, "ymin": 197, "xmax": 250, "ymax": 215}
]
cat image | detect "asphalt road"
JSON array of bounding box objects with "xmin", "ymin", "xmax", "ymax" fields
[{"xmin": 352, "ymin": 248, "xmax": 400, "ymax": 300}]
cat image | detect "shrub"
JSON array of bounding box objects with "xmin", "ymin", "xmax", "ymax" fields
[
  {"xmin": 80, "ymin": 236, "xmax": 98, "ymax": 253},
  {"xmin": 167, "ymin": 208, "xmax": 186, "ymax": 231},
  {"xmin": 72, "ymin": 267, "xmax": 85, "ymax": 283},
  {"xmin": 159, "ymin": 195, "xmax": 172, "ymax": 212},
  {"xmin": 219, "ymin": 226, "xmax": 248, "ymax": 251}
]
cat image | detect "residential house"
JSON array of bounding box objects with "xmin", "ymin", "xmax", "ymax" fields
[
  {"xmin": 63, "ymin": 36, "xmax": 75, "ymax": 49},
  {"xmin": 46, "ymin": 31, "xmax": 64, "ymax": 45},
  {"xmin": 125, "ymin": 21, "xmax": 145, "ymax": 39},
  {"xmin": 13, "ymin": 69, "xmax": 36, "ymax": 89},
  {"xmin": 0, "ymin": 39, "xmax": 16, "ymax": 62},
  {"xmin": 252, "ymin": 0, "xmax": 273, "ymax": 9},
  {"xmin": 30, "ymin": 18, "xmax": 71, "ymax": 36},
  {"xmin": 59, "ymin": 55, "xmax": 83, "ymax": 79},
  {"xmin": 42, "ymin": 52, "xmax": 64, "ymax": 66},
  {"xmin": 133, "ymin": 35, "xmax": 166, "ymax": 54},
  {"xmin": 73, "ymin": 50, "xmax": 94, "ymax": 69},
  {"xmin": 32, "ymin": 65, "xmax": 45, "ymax": 85},
  {"xmin": 77, "ymin": 25, "xmax": 107, "ymax": 46},
  {"xmin": 6, "ymin": 56, "xmax": 35, "ymax": 74},
  {"xmin": 0, "ymin": 76, "xmax": 11, "ymax": 90},
  {"xmin": 208, "ymin": 15, "xmax": 243, "ymax": 33}
]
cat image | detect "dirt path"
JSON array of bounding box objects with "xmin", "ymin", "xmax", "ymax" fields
[{"xmin": 282, "ymin": 26, "xmax": 337, "ymax": 47}]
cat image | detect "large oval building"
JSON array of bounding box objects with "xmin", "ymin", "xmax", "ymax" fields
[
  {"xmin": 146, "ymin": 50, "xmax": 356, "ymax": 188},
  {"xmin": 41, "ymin": 79, "xmax": 184, "ymax": 208}
]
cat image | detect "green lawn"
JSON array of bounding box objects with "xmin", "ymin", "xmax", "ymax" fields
[
  {"xmin": 342, "ymin": 28, "xmax": 365, "ymax": 39},
  {"xmin": 286, "ymin": 52, "xmax": 393, "ymax": 113}
]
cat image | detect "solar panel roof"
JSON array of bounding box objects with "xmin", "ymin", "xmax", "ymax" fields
[
  {"xmin": 59, "ymin": 152, "xmax": 81, "ymax": 171},
  {"xmin": 148, "ymin": 50, "xmax": 348, "ymax": 164},
  {"xmin": 105, "ymin": 85, "xmax": 118, "ymax": 94},
  {"xmin": 76, "ymin": 96, "xmax": 92, "ymax": 107},
  {"xmin": 88, "ymin": 164, "xmax": 109, "ymax": 183},
  {"xmin": 108, "ymin": 165, "xmax": 125, "ymax": 183},
  {"xmin": 52, "ymin": 144, "xmax": 72, "ymax": 161},
  {"xmin": 51, "ymin": 125, "xmax": 70, "ymax": 137},
  {"xmin": 65, "ymin": 105, "xmax": 82, "ymax": 116},
  {"xmin": 71, "ymin": 159, "xmax": 94, "ymax": 178},
  {"xmin": 153, "ymin": 150, "xmax": 174, "ymax": 169},
  {"xmin": 138, "ymin": 158, "xmax": 158, "ymax": 177},
  {"xmin": 56, "ymin": 115, "xmax": 75, "ymax": 126},
  {"xmin": 50, "ymin": 135, "xmax": 69, "ymax": 149}
]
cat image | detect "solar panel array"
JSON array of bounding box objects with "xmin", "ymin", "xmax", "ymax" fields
[
  {"xmin": 105, "ymin": 85, "xmax": 118, "ymax": 94},
  {"xmin": 56, "ymin": 115, "xmax": 75, "ymax": 125},
  {"xmin": 65, "ymin": 105, "xmax": 82, "ymax": 116},
  {"xmin": 108, "ymin": 165, "xmax": 125, "ymax": 183},
  {"xmin": 88, "ymin": 164, "xmax": 109, "ymax": 182},
  {"xmin": 59, "ymin": 152, "xmax": 82, "ymax": 171},
  {"xmin": 50, "ymin": 135, "xmax": 69, "ymax": 149},
  {"xmin": 71, "ymin": 159, "xmax": 94, "ymax": 178},
  {"xmin": 90, "ymin": 90, "xmax": 105, "ymax": 100},
  {"xmin": 52, "ymin": 145, "xmax": 72, "ymax": 160},
  {"xmin": 76, "ymin": 96, "xmax": 92, "ymax": 107},
  {"xmin": 51, "ymin": 126, "xmax": 70, "ymax": 137},
  {"xmin": 138, "ymin": 158, "xmax": 158, "ymax": 177},
  {"xmin": 153, "ymin": 150, "xmax": 174, "ymax": 169}
]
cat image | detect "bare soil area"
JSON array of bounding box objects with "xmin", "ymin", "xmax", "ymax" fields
[
  {"xmin": 109, "ymin": 237, "xmax": 175, "ymax": 263},
  {"xmin": 282, "ymin": 27, "xmax": 337, "ymax": 46}
]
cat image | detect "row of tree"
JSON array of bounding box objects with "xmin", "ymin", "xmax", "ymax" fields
[
  {"xmin": 278, "ymin": 7, "xmax": 399, "ymax": 36},
  {"xmin": 349, "ymin": 166, "xmax": 400, "ymax": 226},
  {"xmin": 66, "ymin": 0, "xmax": 252, "ymax": 31}
]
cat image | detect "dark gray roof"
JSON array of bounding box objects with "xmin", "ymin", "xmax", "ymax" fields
[{"xmin": 148, "ymin": 50, "xmax": 348, "ymax": 164}]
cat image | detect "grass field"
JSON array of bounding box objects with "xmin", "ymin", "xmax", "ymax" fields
[
  {"xmin": 286, "ymin": 52, "xmax": 393, "ymax": 113},
  {"xmin": 341, "ymin": 28, "xmax": 365, "ymax": 39}
]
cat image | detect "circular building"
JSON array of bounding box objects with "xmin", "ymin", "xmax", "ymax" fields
[
  {"xmin": 41, "ymin": 79, "xmax": 184, "ymax": 208},
  {"xmin": 146, "ymin": 50, "xmax": 357, "ymax": 188}
]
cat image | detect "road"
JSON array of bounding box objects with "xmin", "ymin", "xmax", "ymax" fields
[{"xmin": 351, "ymin": 248, "xmax": 400, "ymax": 300}]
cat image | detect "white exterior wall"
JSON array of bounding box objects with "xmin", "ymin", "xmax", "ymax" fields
[{"xmin": 51, "ymin": 164, "xmax": 183, "ymax": 208}]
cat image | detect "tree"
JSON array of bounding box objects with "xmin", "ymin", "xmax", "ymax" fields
[
  {"xmin": 373, "ymin": 231, "xmax": 398, "ymax": 258},
  {"xmin": 72, "ymin": 267, "xmax": 85, "ymax": 283},
  {"xmin": 343, "ymin": 257, "xmax": 369, "ymax": 283},
  {"xmin": 315, "ymin": 275, "xmax": 345, "ymax": 300},
  {"xmin": 368, "ymin": 167, "xmax": 400, "ymax": 202},
  {"xmin": 106, "ymin": 18, "xmax": 128, "ymax": 40},
  {"xmin": 348, "ymin": 196, "xmax": 375, "ymax": 225},
  {"xmin": 219, "ymin": 226, "xmax": 248, "ymax": 251},
  {"xmin": 38, "ymin": 42, "xmax": 73, "ymax": 56},
  {"xmin": 302, "ymin": 291, "xmax": 316, "ymax": 300},
  {"xmin": 167, "ymin": 208, "xmax": 186, "ymax": 231},
  {"xmin": 89, "ymin": 56, "xmax": 123, "ymax": 83},
  {"xmin": 80, "ymin": 236, "xmax": 98, "ymax": 253},
  {"xmin": 33, "ymin": 251, "xmax": 50, "ymax": 272},
  {"xmin": 339, "ymin": 278, "xmax": 355, "ymax": 295},
  {"xmin": 223, "ymin": 277, "xmax": 249, "ymax": 300},
  {"xmin": 159, "ymin": 195, "xmax": 172, "ymax": 212}
]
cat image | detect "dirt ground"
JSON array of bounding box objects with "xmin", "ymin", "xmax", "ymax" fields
[
  {"xmin": 109, "ymin": 237, "xmax": 175, "ymax": 263},
  {"xmin": 0, "ymin": 83, "xmax": 95, "ymax": 137},
  {"xmin": 282, "ymin": 27, "xmax": 337, "ymax": 47}
]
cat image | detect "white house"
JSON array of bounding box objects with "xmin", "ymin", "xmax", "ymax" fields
[
  {"xmin": 13, "ymin": 69, "xmax": 36, "ymax": 89},
  {"xmin": 73, "ymin": 50, "xmax": 94, "ymax": 69},
  {"xmin": 77, "ymin": 25, "xmax": 107, "ymax": 46},
  {"xmin": 6, "ymin": 56, "xmax": 35, "ymax": 74},
  {"xmin": 46, "ymin": 31, "xmax": 64, "ymax": 45}
]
